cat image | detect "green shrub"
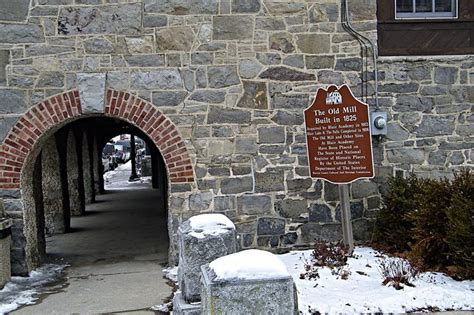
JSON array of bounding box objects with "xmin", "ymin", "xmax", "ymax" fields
[
  {"xmin": 373, "ymin": 174, "xmax": 418, "ymax": 252},
  {"xmin": 373, "ymin": 169, "xmax": 474, "ymax": 279},
  {"xmin": 446, "ymin": 170, "xmax": 474, "ymax": 279},
  {"xmin": 408, "ymin": 178, "xmax": 452, "ymax": 269}
]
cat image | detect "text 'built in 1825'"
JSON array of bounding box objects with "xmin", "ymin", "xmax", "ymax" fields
[{"xmin": 304, "ymin": 85, "xmax": 374, "ymax": 184}]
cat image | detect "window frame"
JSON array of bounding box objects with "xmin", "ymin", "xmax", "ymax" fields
[{"xmin": 395, "ymin": 0, "xmax": 458, "ymax": 19}]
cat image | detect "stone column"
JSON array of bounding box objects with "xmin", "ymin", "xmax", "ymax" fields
[
  {"xmin": 67, "ymin": 130, "xmax": 83, "ymax": 216},
  {"xmin": 55, "ymin": 130, "xmax": 70, "ymax": 232},
  {"xmin": 92, "ymin": 135, "xmax": 101, "ymax": 196},
  {"xmin": 0, "ymin": 199, "xmax": 12, "ymax": 289},
  {"xmin": 82, "ymin": 131, "xmax": 93, "ymax": 205},
  {"xmin": 42, "ymin": 137, "xmax": 65, "ymax": 235}
]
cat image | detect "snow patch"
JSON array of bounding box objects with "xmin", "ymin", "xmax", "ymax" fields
[
  {"xmin": 162, "ymin": 266, "xmax": 178, "ymax": 283},
  {"xmin": 209, "ymin": 249, "xmax": 290, "ymax": 281},
  {"xmin": 188, "ymin": 214, "xmax": 235, "ymax": 239},
  {"xmin": 278, "ymin": 247, "xmax": 474, "ymax": 314},
  {"xmin": 0, "ymin": 264, "xmax": 67, "ymax": 314}
]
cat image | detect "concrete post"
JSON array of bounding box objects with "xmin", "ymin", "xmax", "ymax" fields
[
  {"xmin": 41, "ymin": 137, "xmax": 65, "ymax": 235},
  {"xmin": 82, "ymin": 131, "xmax": 93, "ymax": 205},
  {"xmin": 67, "ymin": 130, "xmax": 83, "ymax": 216}
]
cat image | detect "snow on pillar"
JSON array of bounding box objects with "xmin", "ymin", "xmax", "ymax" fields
[{"xmin": 41, "ymin": 137, "xmax": 65, "ymax": 235}]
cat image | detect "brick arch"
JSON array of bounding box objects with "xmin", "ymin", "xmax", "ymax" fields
[{"xmin": 0, "ymin": 89, "xmax": 194, "ymax": 190}]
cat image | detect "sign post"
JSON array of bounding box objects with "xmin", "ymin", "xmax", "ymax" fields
[{"xmin": 304, "ymin": 85, "xmax": 374, "ymax": 253}]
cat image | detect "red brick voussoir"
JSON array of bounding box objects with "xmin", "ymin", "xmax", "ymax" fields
[{"xmin": 0, "ymin": 89, "xmax": 194, "ymax": 190}]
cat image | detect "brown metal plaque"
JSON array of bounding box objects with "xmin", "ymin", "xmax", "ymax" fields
[{"xmin": 304, "ymin": 85, "xmax": 374, "ymax": 184}]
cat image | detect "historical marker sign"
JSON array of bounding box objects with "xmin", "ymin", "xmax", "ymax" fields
[{"xmin": 304, "ymin": 85, "xmax": 374, "ymax": 184}]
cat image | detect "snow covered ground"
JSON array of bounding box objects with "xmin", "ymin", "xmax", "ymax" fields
[
  {"xmin": 103, "ymin": 160, "xmax": 152, "ymax": 190},
  {"xmin": 0, "ymin": 264, "xmax": 67, "ymax": 314},
  {"xmin": 279, "ymin": 247, "xmax": 474, "ymax": 314},
  {"xmin": 162, "ymin": 247, "xmax": 473, "ymax": 314}
]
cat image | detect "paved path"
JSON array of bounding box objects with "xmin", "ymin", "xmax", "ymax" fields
[{"xmin": 13, "ymin": 169, "xmax": 171, "ymax": 314}]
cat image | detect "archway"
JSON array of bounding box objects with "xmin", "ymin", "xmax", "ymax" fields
[{"xmin": 0, "ymin": 89, "xmax": 194, "ymax": 274}]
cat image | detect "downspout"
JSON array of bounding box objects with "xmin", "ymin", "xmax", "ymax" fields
[{"xmin": 341, "ymin": 0, "xmax": 380, "ymax": 110}]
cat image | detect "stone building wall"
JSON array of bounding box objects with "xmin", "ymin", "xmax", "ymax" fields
[{"xmin": 0, "ymin": 0, "xmax": 472, "ymax": 267}]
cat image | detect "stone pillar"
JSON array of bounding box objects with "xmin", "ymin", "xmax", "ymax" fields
[
  {"xmin": 82, "ymin": 131, "xmax": 93, "ymax": 205},
  {"xmin": 74, "ymin": 130, "xmax": 86, "ymax": 215},
  {"xmin": 67, "ymin": 130, "xmax": 83, "ymax": 216},
  {"xmin": 55, "ymin": 131, "xmax": 70, "ymax": 232},
  {"xmin": 42, "ymin": 137, "xmax": 65, "ymax": 235},
  {"xmin": 92, "ymin": 135, "xmax": 101, "ymax": 196},
  {"xmin": 200, "ymin": 250, "xmax": 297, "ymax": 315},
  {"xmin": 18, "ymin": 152, "xmax": 45, "ymax": 276},
  {"xmin": 177, "ymin": 214, "xmax": 236, "ymax": 303},
  {"xmin": 0, "ymin": 199, "xmax": 12, "ymax": 289}
]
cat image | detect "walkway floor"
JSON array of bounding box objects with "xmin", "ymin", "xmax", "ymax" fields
[{"xmin": 12, "ymin": 168, "xmax": 171, "ymax": 314}]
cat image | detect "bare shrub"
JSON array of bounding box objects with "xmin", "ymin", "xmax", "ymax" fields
[
  {"xmin": 377, "ymin": 257, "xmax": 419, "ymax": 290},
  {"xmin": 300, "ymin": 240, "xmax": 351, "ymax": 280}
]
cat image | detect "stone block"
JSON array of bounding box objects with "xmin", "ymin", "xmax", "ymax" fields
[
  {"xmin": 201, "ymin": 250, "xmax": 297, "ymax": 314},
  {"xmin": 190, "ymin": 90, "xmax": 225, "ymax": 104},
  {"xmin": 434, "ymin": 66, "xmax": 458, "ymax": 85},
  {"xmin": 257, "ymin": 217, "xmax": 286, "ymax": 235},
  {"xmin": 0, "ymin": 0, "xmax": 30, "ymax": 21},
  {"xmin": 125, "ymin": 55, "xmax": 165, "ymax": 67},
  {"xmin": 0, "ymin": 50, "xmax": 8, "ymax": 86},
  {"xmin": 144, "ymin": 0, "xmax": 218, "ymax": 15},
  {"xmin": 178, "ymin": 214, "xmax": 236, "ymax": 303},
  {"xmin": 237, "ymin": 81, "xmax": 268, "ymax": 109},
  {"xmin": 58, "ymin": 4, "xmax": 141, "ymax": 35},
  {"xmin": 275, "ymin": 199, "xmax": 308, "ymax": 219},
  {"xmin": 143, "ymin": 15, "xmax": 167, "ymax": 28},
  {"xmin": 232, "ymin": 0, "xmax": 261, "ymax": 13},
  {"xmin": 208, "ymin": 65, "xmax": 240, "ymax": 88},
  {"xmin": 172, "ymin": 292, "xmax": 201, "ymax": 315},
  {"xmin": 77, "ymin": 72, "xmax": 106, "ymax": 113},
  {"xmin": 0, "ymin": 23, "xmax": 45, "ymax": 44},
  {"xmin": 351, "ymin": 181, "xmax": 379, "ymax": 199},
  {"xmin": 239, "ymin": 59, "xmax": 263, "ymax": 79},
  {"xmin": 335, "ymin": 200, "xmax": 364, "ymax": 222},
  {"xmin": 305, "ymin": 55, "xmax": 335, "ymax": 69},
  {"xmin": 283, "ymin": 54, "xmax": 304, "ymax": 68},
  {"xmin": 416, "ymin": 115, "xmax": 456, "ymax": 137},
  {"xmin": 36, "ymin": 71, "xmax": 64, "ymax": 88},
  {"xmin": 234, "ymin": 137, "xmax": 257, "ymax": 154},
  {"xmin": 0, "ymin": 89, "xmax": 27, "ymax": 114},
  {"xmin": 156, "ymin": 27, "xmax": 195, "ymax": 51},
  {"xmin": 260, "ymin": 66, "xmax": 315, "ymax": 81},
  {"xmin": 309, "ymin": 203, "xmax": 332, "ymax": 223},
  {"xmin": 84, "ymin": 38, "xmax": 115, "ymax": 54},
  {"xmin": 296, "ymin": 34, "xmax": 330, "ymax": 54},
  {"xmin": 221, "ymin": 177, "xmax": 253, "ymax": 194},
  {"xmin": 189, "ymin": 192, "xmax": 213, "ymax": 211},
  {"xmin": 207, "ymin": 106, "xmax": 251, "ymax": 124},
  {"xmin": 213, "ymin": 15, "xmax": 254, "ymax": 40},
  {"xmin": 131, "ymin": 69, "xmax": 183, "ymax": 90},
  {"xmin": 255, "ymin": 169, "xmax": 284, "ymax": 192},
  {"xmin": 258, "ymin": 126, "xmax": 285, "ymax": 144},
  {"xmin": 270, "ymin": 32, "xmax": 295, "ymax": 53},
  {"xmin": 152, "ymin": 91, "xmax": 187, "ymax": 107},
  {"xmin": 0, "ymin": 116, "xmax": 19, "ymax": 142},
  {"xmin": 386, "ymin": 148, "xmax": 425, "ymax": 164},
  {"xmin": 271, "ymin": 93, "xmax": 309, "ymax": 110},
  {"xmin": 237, "ymin": 195, "xmax": 272, "ymax": 215},
  {"xmin": 263, "ymin": 0, "xmax": 305, "ymax": 14},
  {"xmin": 299, "ymin": 223, "xmax": 342, "ymax": 243}
]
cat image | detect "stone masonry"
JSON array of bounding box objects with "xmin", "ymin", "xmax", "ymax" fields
[{"xmin": 0, "ymin": 0, "xmax": 472, "ymax": 272}]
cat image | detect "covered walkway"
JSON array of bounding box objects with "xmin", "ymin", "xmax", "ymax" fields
[{"xmin": 12, "ymin": 172, "xmax": 172, "ymax": 314}]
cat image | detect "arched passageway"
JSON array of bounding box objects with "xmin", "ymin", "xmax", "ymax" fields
[{"xmin": 0, "ymin": 89, "xmax": 195, "ymax": 276}]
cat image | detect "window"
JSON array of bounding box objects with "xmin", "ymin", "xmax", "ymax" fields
[
  {"xmin": 377, "ymin": 0, "xmax": 473, "ymax": 55},
  {"xmin": 395, "ymin": 0, "xmax": 457, "ymax": 19}
]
